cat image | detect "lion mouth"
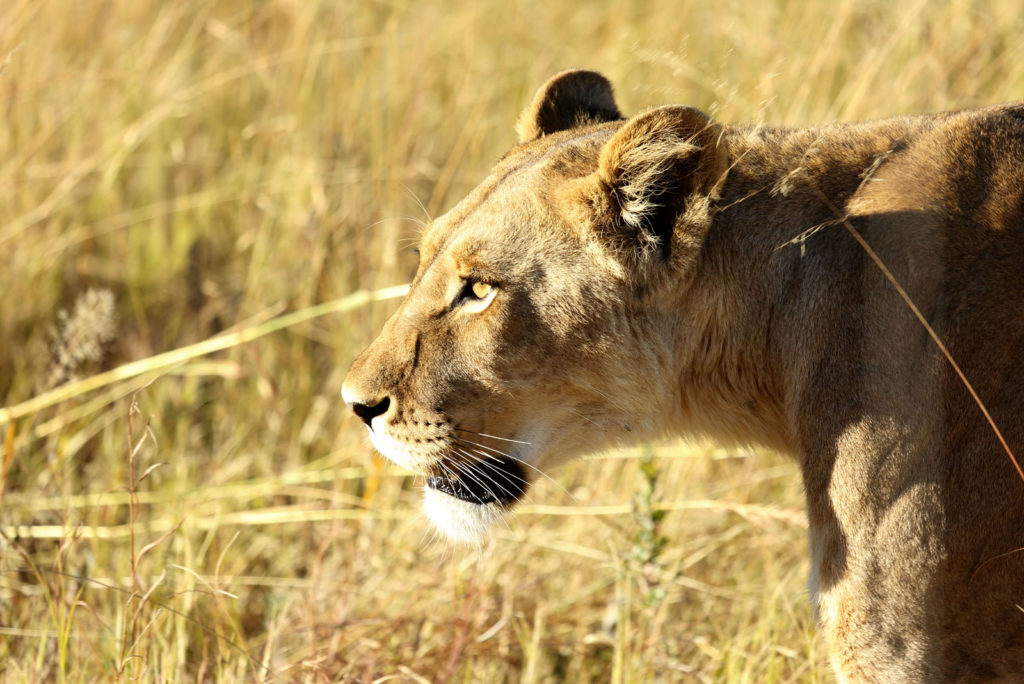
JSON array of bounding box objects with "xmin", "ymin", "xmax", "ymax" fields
[{"xmin": 426, "ymin": 456, "xmax": 527, "ymax": 506}]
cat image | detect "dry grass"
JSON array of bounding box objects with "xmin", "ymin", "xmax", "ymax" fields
[{"xmin": 2, "ymin": 0, "xmax": 1023, "ymax": 681}]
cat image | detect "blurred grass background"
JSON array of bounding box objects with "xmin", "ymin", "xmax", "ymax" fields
[{"xmin": 2, "ymin": 0, "xmax": 1023, "ymax": 681}]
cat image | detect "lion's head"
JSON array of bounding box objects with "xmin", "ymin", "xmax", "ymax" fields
[{"xmin": 342, "ymin": 70, "xmax": 729, "ymax": 541}]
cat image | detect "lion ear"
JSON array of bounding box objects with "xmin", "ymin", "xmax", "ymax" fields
[
  {"xmin": 517, "ymin": 70, "xmax": 622, "ymax": 143},
  {"xmin": 595, "ymin": 105, "xmax": 727, "ymax": 252}
]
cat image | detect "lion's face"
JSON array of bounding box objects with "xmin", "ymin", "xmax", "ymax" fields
[{"xmin": 342, "ymin": 70, "xmax": 727, "ymax": 541}]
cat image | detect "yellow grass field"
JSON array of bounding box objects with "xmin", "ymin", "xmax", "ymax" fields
[{"xmin": 2, "ymin": 0, "xmax": 1023, "ymax": 681}]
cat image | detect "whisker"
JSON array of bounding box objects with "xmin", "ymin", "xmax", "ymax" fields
[
  {"xmin": 452, "ymin": 435, "xmax": 513, "ymax": 458},
  {"xmin": 452, "ymin": 447, "xmax": 529, "ymax": 491},
  {"xmin": 454, "ymin": 455, "xmax": 539, "ymax": 512},
  {"xmin": 451, "ymin": 439, "xmax": 575, "ymax": 503},
  {"xmin": 452, "ymin": 449, "xmax": 540, "ymax": 507},
  {"xmin": 441, "ymin": 455, "xmax": 507, "ymax": 502},
  {"xmin": 418, "ymin": 514, "xmax": 436, "ymax": 549},
  {"xmin": 454, "ymin": 427, "xmax": 532, "ymax": 445},
  {"xmin": 450, "ymin": 440, "xmax": 573, "ymax": 499},
  {"xmin": 453, "ymin": 451, "xmax": 523, "ymax": 502},
  {"xmin": 399, "ymin": 182, "xmax": 433, "ymax": 226},
  {"xmin": 361, "ymin": 215, "xmax": 430, "ymax": 234}
]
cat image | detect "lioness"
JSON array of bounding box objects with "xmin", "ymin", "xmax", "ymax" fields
[{"xmin": 343, "ymin": 70, "xmax": 1024, "ymax": 681}]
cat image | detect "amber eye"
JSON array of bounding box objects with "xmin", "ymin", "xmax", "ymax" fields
[
  {"xmin": 470, "ymin": 281, "xmax": 492, "ymax": 299},
  {"xmin": 458, "ymin": 279, "xmax": 498, "ymax": 314}
]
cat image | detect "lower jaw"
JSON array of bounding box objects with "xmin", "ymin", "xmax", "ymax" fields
[{"xmin": 422, "ymin": 488, "xmax": 507, "ymax": 543}]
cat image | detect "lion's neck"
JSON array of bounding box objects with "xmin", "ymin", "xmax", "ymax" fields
[{"xmin": 671, "ymin": 120, "xmax": 921, "ymax": 457}]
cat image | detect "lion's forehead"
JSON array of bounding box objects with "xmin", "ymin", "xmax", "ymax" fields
[
  {"xmin": 417, "ymin": 193, "xmax": 570, "ymax": 286},
  {"xmin": 420, "ymin": 128, "xmax": 611, "ymax": 259}
]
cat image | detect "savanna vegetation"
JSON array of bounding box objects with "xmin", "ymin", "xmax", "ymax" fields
[{"xmin": 2, "ymin": 0, "xmax": 1023, "ymax": 681}]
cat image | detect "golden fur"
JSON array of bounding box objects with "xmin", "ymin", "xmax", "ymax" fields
[{"xmin": 343, "ymin": 70, "xmax": 1024, "ymax": 681}]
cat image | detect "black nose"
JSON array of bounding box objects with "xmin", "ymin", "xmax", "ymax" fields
[{"xmin": 351, "ymin": 397, "xmax": 390, "ymax": 426}]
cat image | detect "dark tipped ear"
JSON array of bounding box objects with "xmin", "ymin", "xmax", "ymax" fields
[
  {"xmin": 517, "ymin": 70, "xmax": 622, "ymax": 143},
  {"xmin": 596, "ymin": 105, "xmax": 727, "ymax": 253}
]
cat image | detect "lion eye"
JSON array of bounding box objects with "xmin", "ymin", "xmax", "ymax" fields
[
  {"xmin": 459, "ymin": 280, "xmax": 497, "ymax": 314},
  {"xmin": 471, "ymin": 281, "xmax": 492, "ymax": 299}
]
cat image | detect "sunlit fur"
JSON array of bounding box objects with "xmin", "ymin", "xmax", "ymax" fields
[
  {"xmin": 344, "ymin": 70, "xmax": 1024, "ymax": 681},
  {"xmin": 422, "ymin": 488, "xmax": 505, "ymax": 545}
]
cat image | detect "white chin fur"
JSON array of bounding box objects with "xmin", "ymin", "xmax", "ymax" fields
[{"xmin": 423, "ymin": 488, "xmax": 505, "ymax": 544}]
